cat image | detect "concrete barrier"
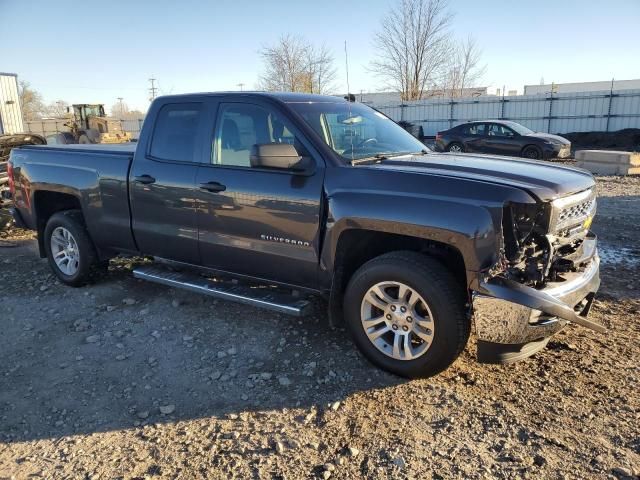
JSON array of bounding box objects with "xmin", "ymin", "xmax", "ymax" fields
[{"xmin": 575, "ymin": 150, "xmax": 640, "ymax": 175}]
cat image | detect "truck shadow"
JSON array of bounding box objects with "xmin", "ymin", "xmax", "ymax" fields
[{"xmin": 0, "ymin": 248, "xmax": 413, "ymax": 443}]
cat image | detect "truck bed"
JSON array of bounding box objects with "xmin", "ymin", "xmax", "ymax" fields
[{"xmin": 9, "ymin": 142, "xmax": 137, "ymax": 255}]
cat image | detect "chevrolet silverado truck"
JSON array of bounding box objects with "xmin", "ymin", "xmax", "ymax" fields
[{"xmin": 7, "ymin": 92, "xmax": 604, "ymax": 378}]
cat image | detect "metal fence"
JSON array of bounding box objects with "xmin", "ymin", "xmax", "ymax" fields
[
  {"xmin": 24, "ymin": 118, "xmax": 145, "ymax": 139},
  {"xmin": 372, "ymin": 88, "xmax": 640, "ymax": 137}
]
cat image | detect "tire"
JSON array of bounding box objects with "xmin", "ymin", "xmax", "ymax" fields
[
  {"xmin": 43, "ymin": 210, "xmax": 99, "ymax": 287},
  {"xmin": 446, "ymin": 142, "xmax": 464, "ymax": 153},
  {"xmin": 78, "ymin": 134, "xmax": 91, "ymax": 144},
  {"xmin": 522, "ymin": 145, "xmax": 542, "ymax": 160},
  {"xmin": 343, "ymin": 251, "xmax": 470, "ymax": 378}
]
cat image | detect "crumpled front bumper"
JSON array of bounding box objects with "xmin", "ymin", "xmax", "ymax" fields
[{"xmin": 472, "ymin": 236, "xmax": 602, "ymax": 363}]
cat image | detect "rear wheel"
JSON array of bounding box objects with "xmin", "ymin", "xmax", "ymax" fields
[
  {"xmin": 44, "ymin": 211, "xmax": 100, "ymax": 287},
  {"xmin": 447, "ymin": 142, "xmax": 464, "ymax": 153},
  {"xmin": 343, "ymin": 251, "xmax": 470, "ymax": 378},
  {"xmin": 522, "ymin": 145, "xmax": 542, "ymax": 160},
  {"xmin": 78, "ymin": 134, "xmax": 91, "ymax": 144}
]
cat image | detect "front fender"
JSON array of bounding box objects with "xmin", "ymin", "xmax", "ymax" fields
[{"xmin": 321, "ymin": 189, "xmax": 500, "ymax": 277}]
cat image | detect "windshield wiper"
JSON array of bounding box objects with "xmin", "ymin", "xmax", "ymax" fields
[{"xmin": 350, "ymin": 151, "xmax": 413, "ymax": 165}]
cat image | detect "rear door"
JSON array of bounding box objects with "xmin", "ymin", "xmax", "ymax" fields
[
  {"xmin": 194, "ymin": 98, "xmax": 325, "ymax": 287},
  {"xmin": 460, "ymin": 123, "xmax": 487, "ymax": 153},
  {"xmin": 129, "ymin": 101, "xmax": 208, "ymax": 263}
]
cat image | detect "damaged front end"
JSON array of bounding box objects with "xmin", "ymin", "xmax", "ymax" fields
[{"xmin": 473, "ymin": 187, "xmax": 603, "ymax": 363}]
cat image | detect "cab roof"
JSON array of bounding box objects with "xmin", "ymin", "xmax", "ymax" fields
[{"xmin": 155, "ymin": 91, "xmax": 349, "ymax": 104}]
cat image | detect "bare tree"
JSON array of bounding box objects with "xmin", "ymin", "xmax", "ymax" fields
[
  {"xmin": 110, "ymin": 100, "xmax": 129, "ymax": 118},
  {"xmin": 18, "ymin": 81, "xmax": 46, "ymax": 121},
  {"xmin": 258, "ymin": 35, "xmax": 336, "ymax": 94},
  {"xmin": 441, "ymin": 36, "xmax": 486, "ymax": 97},
  {"xmin": 370, "ymin": 0, "xmax": 453, "ymax": 101},
  {"xmin": 44, "ymin": 100, "xmax": 70, "ymax": 118}
]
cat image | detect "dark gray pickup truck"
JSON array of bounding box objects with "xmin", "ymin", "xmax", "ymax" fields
[{"xmin": 7, "ymin": 92, "xmax": 603, "ymax": 377}]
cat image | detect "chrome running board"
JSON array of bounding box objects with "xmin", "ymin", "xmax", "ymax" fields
[{"xmin": 132, "ymin": 265, "xmax": 311, "ymax": 317}]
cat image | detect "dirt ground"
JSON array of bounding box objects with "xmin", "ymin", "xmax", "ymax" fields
[{"xmin": 0, "ymin": 175, "xmax": 639, "ymax": 480}]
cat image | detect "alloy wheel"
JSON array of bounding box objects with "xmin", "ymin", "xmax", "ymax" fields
[
  {"xmin": 50, "ymin": 226, "xmax": 80, "ymax": 275},
  {"xmin": 360, "ymin": 281, "xmax": 435, "ymax": 361}
]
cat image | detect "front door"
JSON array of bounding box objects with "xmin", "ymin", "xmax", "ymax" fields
[
  {"xmin": 195, "ymin": 100, "xmax": 325, "ymax": 287},
  {"xmin": 130, "ymin": 101, "xmax": 208, "ymax": 263},
  {"xmin": 484, "ymin": 123, "xmax": 520, "ymax": 156}
]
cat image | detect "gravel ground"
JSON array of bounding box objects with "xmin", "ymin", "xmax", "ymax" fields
[{"xmin": 0, "ymin": 175, "xmax": 639, "ymax": 480}]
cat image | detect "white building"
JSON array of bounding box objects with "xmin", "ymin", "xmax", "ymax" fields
[
  {"xmin": 524, "ymin": 79, "xmax": 640, "ymax": 95},
  {"xmin": 0, "ymin": 72, "xmax": 23, "ymax": 135}
]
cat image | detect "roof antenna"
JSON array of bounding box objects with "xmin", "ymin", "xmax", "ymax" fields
[{"xmin": 343, "ymin": 41, "xmax": 355, "ymax": 102}]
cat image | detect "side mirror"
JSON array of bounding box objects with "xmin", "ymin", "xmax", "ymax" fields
[{"xmin": 250, "ymin": 143, "xmax": 313, "ymax": 173}]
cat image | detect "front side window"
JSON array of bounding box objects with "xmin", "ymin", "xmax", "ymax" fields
[
  {"xmin": 288, "ymin": 102, "xmax": 427, "ymax": 162},
  {"xmin": 213, "ymin": 103, "xmax": 302, "ymax": 167},
  {"xmin": 488, "ymin": 124, "xmax": 514, "ymax": 137},
  {"xmin": 149, "ymin": 103, "xmax": 203, "ymax": 162}
]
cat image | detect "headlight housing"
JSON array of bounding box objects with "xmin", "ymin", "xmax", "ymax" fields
[{"xmin": 502, "ymin": 202, "xmax": 548, "ymax": 262}]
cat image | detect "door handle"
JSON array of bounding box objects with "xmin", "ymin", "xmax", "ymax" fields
[
  {"xmin": 134, "ymin": 174, "xmax": 156, "ymax": 184},
  {"xmin": 200, "ymin": 181, "xmax": 226, "ymax": 193}
]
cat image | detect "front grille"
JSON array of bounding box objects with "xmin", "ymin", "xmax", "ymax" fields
[
  {"xmin": 558, "ymin": 198, "xmax": 595, "ymax": 223},
  {"xmin": 550, "ymin": 188, "xmax": 596, "ymax": 235}
]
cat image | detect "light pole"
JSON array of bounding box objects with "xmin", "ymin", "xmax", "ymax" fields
[{"xmin": 237, "ymin": 83, "xmax": 245, "ymax": 91}]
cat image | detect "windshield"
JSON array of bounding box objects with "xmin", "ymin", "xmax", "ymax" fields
[
  {"xmin": 287, "ymin": 101, "xmax": 428, "ymax": 162},
  {"xmin": 504, "ymin": 121, "xmax": 534, "ymax": 135}
]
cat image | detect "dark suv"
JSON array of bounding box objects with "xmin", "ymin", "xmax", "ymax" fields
[{"xmin": 435, "ymin": 120, "xmax": 571, "ymax": 160}]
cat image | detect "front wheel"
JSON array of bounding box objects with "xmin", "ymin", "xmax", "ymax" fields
[
  {"xmin": 343, "ymin": 251, "xmax": 470, "ymax": 378},
  {"xmin": 522, "ymin": 145, "xmax": 542, "ymax": 160}
]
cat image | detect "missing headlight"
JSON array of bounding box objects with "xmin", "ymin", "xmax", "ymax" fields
[{"xmin": 501, "ymin": 202, "xmax": 552, "ymax": 287}]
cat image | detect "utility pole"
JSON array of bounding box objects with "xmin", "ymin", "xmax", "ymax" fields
[
  {"xmin": 148, "ymin": 77, "xmax": 158, "ymax": 102},
  {"xmin": 237, "ymin": 83, "xmax": 245, "ymax": 91},
  {"xmin": 117, "ymin": 97, "xmax": 124, "ymax": 117}
]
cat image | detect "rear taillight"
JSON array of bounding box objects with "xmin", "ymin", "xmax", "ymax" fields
[{"xmin": 7, "ymin": 161, "xmax": 15, "ymax": 196}]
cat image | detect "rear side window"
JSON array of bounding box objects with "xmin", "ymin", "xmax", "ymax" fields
[
  {"xmin": 150, "ymin": 103, "xmax": 203, "ymax": 162},
  {"xmin": 462, "ymin": 123, "xmax": 486, "ymax": 135}
]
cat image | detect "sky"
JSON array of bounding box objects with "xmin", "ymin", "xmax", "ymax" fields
[{"xmin": 1, "ymin": 0, "xmax": 639, "ymax": 112}]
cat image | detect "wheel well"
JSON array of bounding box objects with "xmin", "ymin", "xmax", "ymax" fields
[
  {"xmin": 34, "ymin": 191, "xmax": 83, "ymax": 257},
  {"xmin": 329, "ymin": 229, "xmax": 468, "ymax": 324}
]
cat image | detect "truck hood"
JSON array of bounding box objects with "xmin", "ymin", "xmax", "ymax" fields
[
  {"xmin": 368, "ymin": 152, "xmax": 594, "ymax": 201},
  {"xmin": 526, "ymin": 132, "xmax": 570, "ymax": 145}
]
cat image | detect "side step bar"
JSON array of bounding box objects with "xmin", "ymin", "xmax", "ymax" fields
[{"xmin": 132, "ymin": 265, "xmax": 311, "ymax": 317}]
